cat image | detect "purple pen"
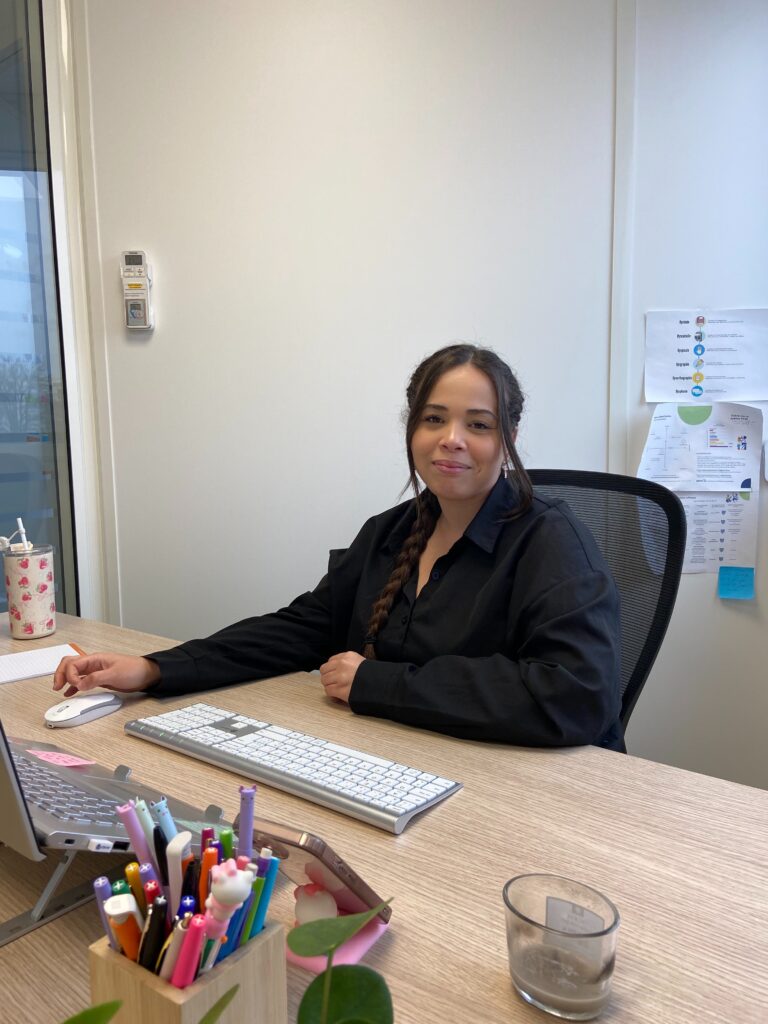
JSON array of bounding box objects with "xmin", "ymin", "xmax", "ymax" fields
[
  {"xmin": 236, "ymin": 786, "xmax": 256, "ymax": 860},
  {"xmin": 116, "ymin": 800, "xmax": 157, "ymax": 871},
  {"xmin": 94, "ymin": 876, "xmax": 119, "ymax": 950},
  {"xmin": 210, "ymin": 840, "xmax": 223, "ymax": 862},
  {"xmin": 255, "ymin": 846, "xmax": 273, "ymax": 877},
  {"xmin": 139, "ymin": 861, "xmax": 159, "ymax": 888}
]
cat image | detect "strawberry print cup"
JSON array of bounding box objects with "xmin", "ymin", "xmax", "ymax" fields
[{"xmin": 3, "ymin": 545, "xmax": 56, "ymax": 639}]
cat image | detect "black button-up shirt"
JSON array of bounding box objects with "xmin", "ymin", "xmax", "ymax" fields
[{"xmin": 149, "ymin": 477, "xmax": 624, "ymax": 750}]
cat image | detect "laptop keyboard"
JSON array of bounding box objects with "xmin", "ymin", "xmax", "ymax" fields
[
  {"xmin": 126, "ymin": 702, "xmax": 462, "ymax": 834},
  {"xmin": 12, "ymin": 753, "xmax": 120, "ymax": 827}
]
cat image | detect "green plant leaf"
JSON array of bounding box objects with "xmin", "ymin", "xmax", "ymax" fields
[
  {"xmin": 197, "ymin": 984, "xmax": 240, "ymax": 1024},
  {"xmin": 60, "ymin": 1002, "xmax": 122, "ymax": 1024},
  {"xmin": 297, "ymin": 965, "xmax": 393, "ymax": 1024},
  {"xmin": 287, "ymin": 901, "xmax": 391, "ymax": 959}
]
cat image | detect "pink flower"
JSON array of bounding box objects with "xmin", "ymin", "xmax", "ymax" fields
[
  {"xmin": 23, "ymin": 623, "xmax": 34, "ymax": 634},
  {"xmin": 36, "ymin": 583, "xmax": 48, "ymax": 594},
  {"xmin": 12, "ymin": 610, "xmax": 21, "ymax": 620},
  {"xmin": 18, "ymin": 576, "xmax": 29, "ymax": 587},
  {"xmin": 47, "ymin": 572, "xmax": 53, "ymax": 581},
  {"xmin": 22, "ymin": 593, "xmax": 32, "ymax": 602},
  {"xmin": 46, "ymin": 618, "xmax": 54, "ymax": 629},
  {"xmin": 19, "ymin": 558, "xmax": 29, "ymax": 569},
  {"xmin": 9, "ymin": 604, "xmax": 16, "ymax": 615},
  {"xmin": 50, "ymin": 602, "xmax": 55, "ymax": 612},
  {"xmin": 38, "ymin": 558, "xmax": 48, "ymax": 569}
]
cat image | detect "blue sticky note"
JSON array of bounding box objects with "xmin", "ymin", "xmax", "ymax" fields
[{"xmin": 718, "ymin": 566, "xmax": 755, "ymax": 600}]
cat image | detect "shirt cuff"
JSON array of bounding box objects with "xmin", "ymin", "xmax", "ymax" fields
[
  {"xmin": 145, "ymin": 646, "xmax": 202, "ymax": 698},
  {"xmin": 349, "ymin": 658, "xmax": 408, "ymax": 717}
]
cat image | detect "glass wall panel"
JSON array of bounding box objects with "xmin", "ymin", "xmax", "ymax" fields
[{"xmin": 0, "ymin": 0, "xmax": 77, "ymax": 614}]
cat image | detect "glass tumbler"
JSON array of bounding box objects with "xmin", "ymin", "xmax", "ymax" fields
[
  {"xmin": 503, "ymin": 874, "xmax": 620, "ymax": 1020},
  {"xmin": 3, "ymin": 544, "xmax": 56, "ymax": 639}
]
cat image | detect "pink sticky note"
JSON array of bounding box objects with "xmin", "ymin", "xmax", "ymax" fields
[{"xmin": 26, "ymin": 750, "xmax": 96, "ymax": 767}]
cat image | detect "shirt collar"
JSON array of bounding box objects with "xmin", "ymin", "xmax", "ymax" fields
[
  {"xmin": 463, "ymin": 474, "xmax": 518, "ymax": 553},
  {"xmin": 383, "ymin": 475, "xmax": 518, "ymax": 557}
]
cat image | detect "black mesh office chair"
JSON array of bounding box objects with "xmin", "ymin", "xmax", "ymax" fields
[{"xmin": 527, "ymin": 470, "xmax": 686, "ymax": 729}]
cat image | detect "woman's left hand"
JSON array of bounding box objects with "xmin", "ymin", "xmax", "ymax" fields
[{"xmin": 319, "ymin": 651, "xmax": 365, "ymax": 704}]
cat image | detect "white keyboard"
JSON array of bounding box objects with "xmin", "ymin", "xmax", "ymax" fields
[{"xmin": 125, "ymin": 702, "xmax": 462, "ymax": 834}]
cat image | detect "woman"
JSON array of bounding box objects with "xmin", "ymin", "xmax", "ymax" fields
[{"xmin": 54, "ymin": 344, "xmax": 624, "ymax": 750}]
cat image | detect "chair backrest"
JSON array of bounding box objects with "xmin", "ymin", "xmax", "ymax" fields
[{"xmin": 527, "ymin": 469, "xmax": 686, "ymax": 728}]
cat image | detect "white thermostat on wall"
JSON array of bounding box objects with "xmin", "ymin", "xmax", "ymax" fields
[{"xmin": 120, "ymin": 250, "xmax": 154, "ymax": 330}]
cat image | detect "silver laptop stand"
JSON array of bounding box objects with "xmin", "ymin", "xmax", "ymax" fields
[{"xmin": 0, "ymin": 849, "xmax": 126, "ymax": 947}]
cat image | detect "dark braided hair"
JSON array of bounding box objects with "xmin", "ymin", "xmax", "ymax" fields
[{"xmin": 363, "ymin": 344, "xmax": 532, "ymax": 659}]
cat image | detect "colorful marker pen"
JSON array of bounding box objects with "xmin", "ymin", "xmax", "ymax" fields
[
  {"xmin": 199, "ymin": 845, "xmax": 218, "ymax": 910},
  {"xmin": 219, "ymin": 826, "xmax": 234, "ymax": 860},
  {"xmin": 170, "ymin": 914, "xmax": 206, "ymax": 988},
  {"xmin": 139, "ymin": 861, "xmax": 159, "ymax": 889},
  {"xmin": 181, "ymin": 857, "xmax": 199, "ymax": 902},
  {"xmin": 137, "ymin": 895, "xmax": 169, "ymax": 971},
  {"xmin": 216, "ymin": 899, "xmax": 250, "ymax": 962},
  {"xmin": 248, "ymin": 855, "xmax": 279, "ymax": 939},
  {"xmin": 133, "ymin": 798, "xmax": 156, "ymax": 849},
  {"xmin": 153, "ymin": 825, "xmax": 169, "ymax": 886},
  {"xmin": 111, "ymin": 879, "xmax": 130, "ymax": 897},
  {"xmin": 116, "ymin": 801, "xmax": 156, "ymax": 872},
  {"xmin": 238, "ymin": 874, "xmax": 266, "ymax": 947},
  {"xmin": 166, "ymin": 830, "xmax": 193, "ymax": 921},
  {"xmin": 150, "ymin": 795, "xmax": 178, "ymax": 842},
  {"xmin": 94, "ymin": 876, "xmax": 119, "ymax": 951},
  {"xmin": 158, "ymin": 914, "xmax": 191, "ymax": 981},
  {"xmin": 143, "ymin": 879, "xmax": 161, "ymax": 908},
  {"xmin": 255, "ymin": 846, "xmax": 273, "ymax": 877},
  {"xmin": 236, "ymin": 785, "xmax": 255, "ymax": 860},
  {"xmin": 178, "ymin": 894, "xmax": 197, "ymax": 918},
  {"xmin": 104, "ymin": 893, "xmax": 144, "ymax": 961},
  {"xmin": 124, "ymin": 862, "xmax": 147, "ymax": 915}
]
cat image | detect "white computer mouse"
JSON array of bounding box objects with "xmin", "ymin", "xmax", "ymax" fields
[{"xmin": 44, "ymin": 691, "xmax": 124, "ymax": 728}]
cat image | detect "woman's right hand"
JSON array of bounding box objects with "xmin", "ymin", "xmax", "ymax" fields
[{"xmin": 53, "ymin": 652, "xmax": 161, "ymax": 698}]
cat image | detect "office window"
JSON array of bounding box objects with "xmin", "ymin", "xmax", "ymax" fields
[{"xmin": 0, "ymin": 0, "xmax": 77, "ymax": 613}]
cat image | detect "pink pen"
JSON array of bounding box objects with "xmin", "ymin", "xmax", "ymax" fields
[
  {"xmin": 170, "ymin": 914, "xmax": 207, "ymax": 988},
  {"xmin": 116, "ymin": 801, "xmax": 156, "ymax": 872}
]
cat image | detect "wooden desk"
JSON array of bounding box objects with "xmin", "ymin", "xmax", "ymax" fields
[{"xmin": 1, "ymin": 614, "xmax": 767, "ymax": 1023}]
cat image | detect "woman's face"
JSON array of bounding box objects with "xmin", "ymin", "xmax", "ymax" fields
[{"xmin": 410, "ymin": 364, "xmax": 505, "ymax": 511}]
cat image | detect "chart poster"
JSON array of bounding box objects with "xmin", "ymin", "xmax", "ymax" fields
[
  {"xmin": 644, "ymin": 308, "xmax": 768, "ymax": 402},
  {"xmin": 678, "ymin": 490, "xmax": 759, "ymax": 574},
  {"xmin": 637, "ymin": 403, "xmax": 762, "ymax": 492}
]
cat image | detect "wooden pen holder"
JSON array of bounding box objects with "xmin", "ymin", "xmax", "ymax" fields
[{"xmin": 89, "ymin": 921, "xmax": 287, "ymax": 1024}]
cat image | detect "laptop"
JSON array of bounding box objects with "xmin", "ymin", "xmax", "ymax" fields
[
  {"xmin": 0, "ymin": 718, "xmax": 227, "ymax": 944},
  {"xmin": 0, "ymin": 719, "xmax": 227, "ymax": 857}
]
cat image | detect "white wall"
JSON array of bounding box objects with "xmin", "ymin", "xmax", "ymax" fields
[
  {"xmin": 621, "ymin": 0, "xmax": 768, "ymax": 787},
  {"xmin": 68, "ymin": 0, "xmax": 615, "ymax": 640},
  {"xmin": 58, "ymin": 0, "xmax": 767, "ymax": 787}
]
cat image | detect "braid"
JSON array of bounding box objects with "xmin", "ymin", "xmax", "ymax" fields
[{"xmin": 363, "ymin": 493, "xmax": 439, "ymax": 659}]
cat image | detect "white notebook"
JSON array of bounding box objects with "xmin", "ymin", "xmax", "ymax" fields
[{"xmin": 0, "ymin": 643, "xmax": 83, "ymax": 685}]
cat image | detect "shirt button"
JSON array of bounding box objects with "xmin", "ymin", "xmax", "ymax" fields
[
  {"xmin": 401, "ymin": 615, "xmax": 408, "ymax": 624},
  {"xmin": 431, "ymin": 570, "xmax": 440, "ymax": 580}
]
